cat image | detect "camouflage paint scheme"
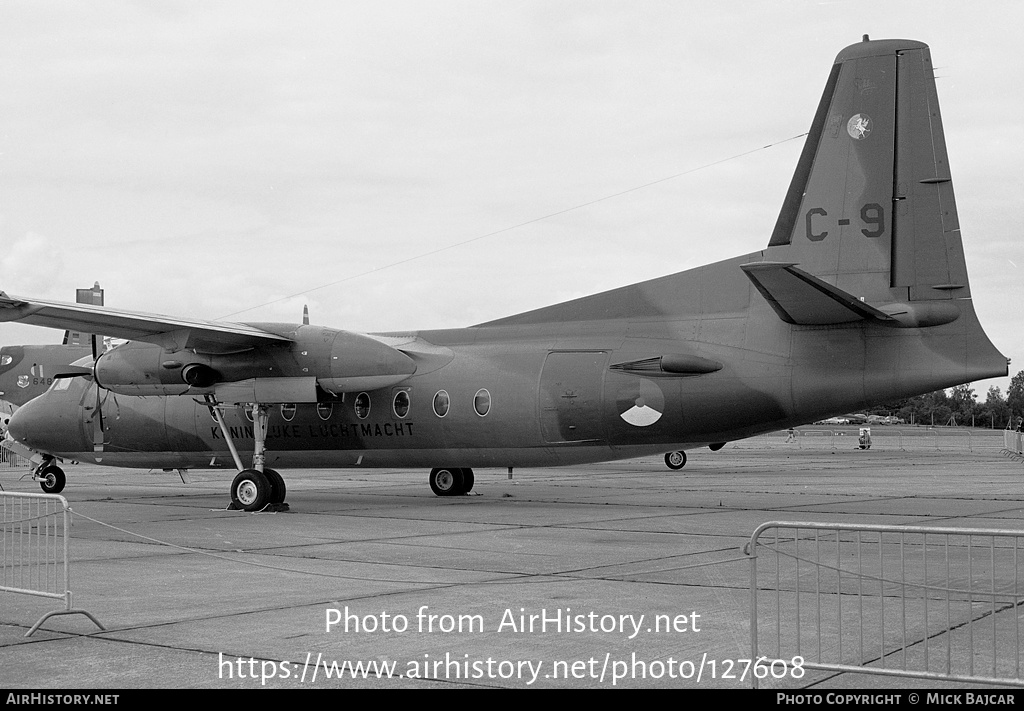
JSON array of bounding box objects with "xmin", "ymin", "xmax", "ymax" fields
[{"xmin": 0, "ymin": 39, "xmax": 1008, "ymax": 486}]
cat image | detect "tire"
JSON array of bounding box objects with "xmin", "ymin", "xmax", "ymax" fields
[
  {"xmin": 231, "ymin": 469, "xmax": 271, "ymax": 511},
  {"xmin": 459, "ymin": 468, "xmax": 474, "ymax": 493},
  {"xmin": 39, "ymin": 465, "xmax": 66, "ymax": 494},
  {"xmin": 664, "ymin": 451, "xmax": 687, "ymax": 470},
  {"xmin": 263, "ymin": 468, "xmax": 287, "ymax": 504},
  {"xmin": 429, "ymin": 468, "xmax": 464, "ymax": 497}
]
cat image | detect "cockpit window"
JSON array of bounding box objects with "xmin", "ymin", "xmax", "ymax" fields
[
  {"xmin": 0, "ymin": 355, "xmax": 11, "ymax": 367},
  {"xmin": 51, "ymin": 378, "xmax": 72, "ymax": 392}
]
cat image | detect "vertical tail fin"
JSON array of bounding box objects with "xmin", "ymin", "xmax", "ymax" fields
[{"xmin": 767, "ymin": 38, "xmax": 968, "ymax": 305}]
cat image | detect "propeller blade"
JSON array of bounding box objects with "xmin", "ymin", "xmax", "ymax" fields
[
  {"xmin": 91, "ymin": 333, "xmax": 105, "ymax": 454},
  {"xmin": 92, "ymin": 384, "xmax": 104, "ymax": 453}
]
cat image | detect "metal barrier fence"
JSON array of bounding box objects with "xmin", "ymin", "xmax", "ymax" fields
[
  {"xmin": 0, "ymin": 442, "xmax": 26, "ymax": 467},
  {"xmin": 732, "ymin": 428, "xmax": 1013, "ymax": 453},
  {"xmin": 746, "ymin": 521, "xmax": 1024, "ymax": 688},
  {"xmin": 1004, "ymin": 430, "xmax": 1024, "ymax": 458},
  {"xmin": 1, "ymin": 491, "xmax": 103, "ymax": 636}
]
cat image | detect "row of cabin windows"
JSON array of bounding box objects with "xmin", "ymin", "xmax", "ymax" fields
[{"xmin": 229, "ymin": 389, "xmax": 492, "ymax": 423}]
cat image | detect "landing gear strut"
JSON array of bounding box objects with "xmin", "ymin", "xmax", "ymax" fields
[
  {"xmin": 429, "ymin": 467, "xmax": 474, "ymax": 496},
  {"xmin": 208, "ymin": 397, "xmax": 288, "ymax": 512}
]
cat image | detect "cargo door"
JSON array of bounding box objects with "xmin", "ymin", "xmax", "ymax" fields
[{"xmin": 539, "ymin": 351, "xmax": 607, "ymax": 443}]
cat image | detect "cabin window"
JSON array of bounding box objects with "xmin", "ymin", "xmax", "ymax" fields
[
  {"xmin": 316, "ymin": 402, "xmax": 333, "ymax": 420},
  {"xmin": 52, "ymin": 378, "xmax": 72, "ymax": 392},
  {"xmin": 280, "ymin": 404, "xmax": 296, "ymax": 421},
  {"xmin": 354, "ymin": 392, "xmax": 370, "ymax": 419},
  {"xmin": 474, "ymin": 388, "xmax": 491, "ymax": 417},
  {"xmin": 393, "ymin": 390, "xmax": 410, "ymax": 418},
  {"xmin": 0, "ymin": 355, "xmax": 11, "ymax": 367},
  {"xmin": 432, "ymin": 390, "xmax": 450, "ymax": 418}
]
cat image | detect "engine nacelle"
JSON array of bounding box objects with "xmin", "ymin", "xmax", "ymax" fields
[
  {"xmin": 318, "ymin": 330, "xmax": 419, "ymax": 394},
  {"xmin": 93, "ymin": 325, "xmax": 417, "ymax": 398}
]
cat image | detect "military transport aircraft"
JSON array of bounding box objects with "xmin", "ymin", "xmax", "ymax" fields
[{"xmin": 0, "ymin": 38, "xmax": 1008, "ymax": 509}]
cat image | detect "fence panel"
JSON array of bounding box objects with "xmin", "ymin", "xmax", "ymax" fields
[
  {"xmin": 1, "ymin": 491, "xmax": 104, "ymax": 636},
  {"xmin": 737, "ymin": 428, "xmax": 1012, "ymax": 453},
  {"xmin": 747, "ymin": 521, "xmax": 1023, "ymax": 688}
]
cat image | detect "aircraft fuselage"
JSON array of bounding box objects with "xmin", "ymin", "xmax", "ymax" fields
[{"xmin": 14, "ymin": 250, "xmax": 1003, "ymax": 472}]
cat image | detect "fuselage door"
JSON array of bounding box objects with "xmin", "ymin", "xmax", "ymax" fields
[{"xmin": 539, "ymin": 351, "xmax": 608, "ymax": 443}]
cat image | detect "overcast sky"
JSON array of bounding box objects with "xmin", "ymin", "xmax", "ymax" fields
[{"xmin": 2, "ymin": 1, "xmax": 1021, "ymax": 395}]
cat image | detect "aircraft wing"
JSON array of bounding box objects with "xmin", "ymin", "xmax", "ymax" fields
[{"xmin": 0, "ymin": 291, "xmax": 292, "ymax": 352}]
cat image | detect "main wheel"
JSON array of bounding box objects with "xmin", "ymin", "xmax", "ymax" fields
[
  {"xmin": 39, "ymin": 465, "xmax": 66, "ymax": 494},
  {"xmin": 664, "ymin": 451, "xmax": 687, "ymax": 470},
  {"xmin": 263, "ymin": 468, "xmax": 287, "ymax": 504},
  {"xmin": 459, "ymin": 468, "xmax": 475, "ymax": 493},
  {"xmin": 231, "ymin": 469, "xmax": 271, "ymax": 511},
  {"xmin": 429, "ymin": 468, "xmax": 465, "ymax": 497}
]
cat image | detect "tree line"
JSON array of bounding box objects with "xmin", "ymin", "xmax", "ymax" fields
[{"xmin": 864, "ymin": 371, "xmax": 1024, "ymax": 429}]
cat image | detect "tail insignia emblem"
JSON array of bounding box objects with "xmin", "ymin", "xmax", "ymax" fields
[{"xmin": 847, "ymin": 113, "xmax": 872, "ymax": 140}]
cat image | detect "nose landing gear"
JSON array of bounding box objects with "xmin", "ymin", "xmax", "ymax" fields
[{"xmin": 37, "ymin": 462, "xmax": 66, "ymax": 494}]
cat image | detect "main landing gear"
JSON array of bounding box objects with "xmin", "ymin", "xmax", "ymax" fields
[
  {"xmin": 229, "ymin": 467, "xmax": 287, "ymax": 510},
  {"xmin": 429, "ymin": 468, "xmax": 474, "ymax": 496},
  {"xmin": 207, "ymin": 398, "xmax": 289, "ymax": 513},
  {"xmin": 664, "ymin": 451, "xmax": 687, "ymax": 470}
]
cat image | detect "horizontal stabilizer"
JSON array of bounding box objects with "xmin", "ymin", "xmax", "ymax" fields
[{"xmin": 741, "ymin": 262, "xmax": 897, "ymax": 326}]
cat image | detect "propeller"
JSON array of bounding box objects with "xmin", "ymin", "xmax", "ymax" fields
[
  {"xmin": 90, "ymin": 334, "xmax": 105, "ymax": 454},
  {"xmin": 51, "ymin": 333, "xmax": 109, "ymax": 455}
]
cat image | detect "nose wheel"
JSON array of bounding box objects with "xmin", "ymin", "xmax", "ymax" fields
[{"xmin": 37, "ymin": 464, "xmax": 66, "ymax": 494}]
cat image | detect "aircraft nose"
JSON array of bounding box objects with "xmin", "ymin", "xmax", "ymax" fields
[
  {"xmin": 7, "ymin": 385, "xmax": 92, "ymax": 456},
  {"xmin": 6, "ymin": 399, "xmax": 36, "ymax": 445},
  {"xmin": 6, "ymin": 395, "xmax": 59, "ymax": 449}
]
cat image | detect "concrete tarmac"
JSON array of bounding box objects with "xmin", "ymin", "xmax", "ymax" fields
[{"xmin": 2, "ymin": 432, "xmax": 1022, "ymax": 689}]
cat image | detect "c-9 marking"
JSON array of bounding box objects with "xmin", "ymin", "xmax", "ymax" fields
[{"xmin": 804, "ymin": 203, "xmax": 886, "ymax": 241}]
